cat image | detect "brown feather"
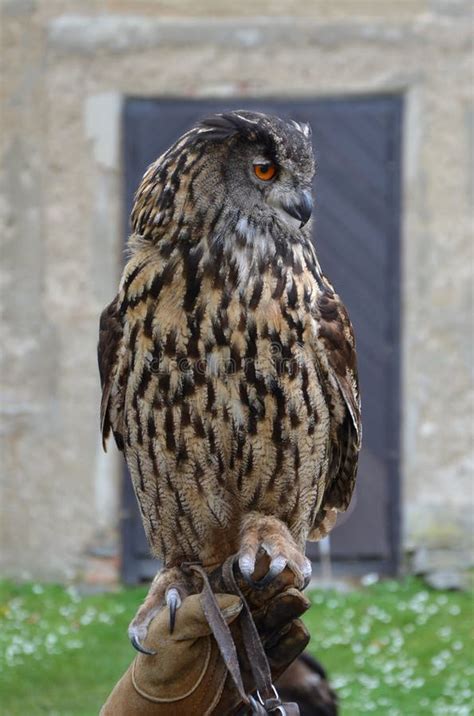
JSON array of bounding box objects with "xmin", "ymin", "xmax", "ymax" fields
[{"xmin": 98, "ymin": 296, "xmax": 124, "ymax": 451}]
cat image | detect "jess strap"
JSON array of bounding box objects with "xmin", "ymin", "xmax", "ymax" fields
[{"xmin": 186, "ymin": 558, "xmax": 300, "ymax": 715}]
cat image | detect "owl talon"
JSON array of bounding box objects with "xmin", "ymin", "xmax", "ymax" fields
[
  {"xmin": 166, "ymin": 587, "xmax": 182, "ymax": 634},
  {"xmin": 128, "ymin": 567, "xmax": 189, "ymax": 655},
  {"xmin": 302, "ymin": 570, "xmax": 312, "ymax": 589},
  {"xmin": 239, "ymin": 553, "xmax": 289, "ymax": 589},
  {"xmin": 129, "ymin": 632, "xmax": 157, "ymax": 656},
  {"xmin": 253, "ymin": 555, "xmax": 288, "ymax": 588},
  {"xmin": 238, "ymin": 554, "xmax": 257, "ymax": 585},
  {"xmin": 239, "ymin": 514, "xmax": 312, "ymax": 590}
]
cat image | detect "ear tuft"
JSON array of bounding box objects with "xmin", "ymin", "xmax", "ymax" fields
[
  {"xmin": 198, "ymin": 113, "xmax": 241, "ymax": 140},
  {"xmin": 299, "ymin": 122, "xmax": 312, "ymax": 139},
  {"xmin": 198, "ymin": 111, "xmax": 265, "ymax": 142}
]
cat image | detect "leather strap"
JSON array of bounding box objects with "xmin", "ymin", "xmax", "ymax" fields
[
  {"xmin": 222, "ymin": 556, "xmax": 299, "ymax": 715},
  {"xmin": 221, "ymin": 556, "xmax": 274, "ymax": 699},
  {"xmin": 187, "ymin": 558, "xmax": 300, "ymax": 715},
  {"xmin": 187, "ymin": 563, "xmax": 250, "ymax": 708}
]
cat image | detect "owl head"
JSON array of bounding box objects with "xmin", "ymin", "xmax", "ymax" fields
[{"xmin": 132, "ymin": 110, "xmax": 315, "ymax": 242}]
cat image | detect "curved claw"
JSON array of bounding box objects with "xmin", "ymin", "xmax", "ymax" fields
[
  {"xmin": 130, "ymin": 634, "xmax": 156, "ymax": 656},
  {"xmin": 239, "ymin": 552, "xmax": 312, "ymax": 590},
  {"xmin": 249, "ymin": 555, "xmax": 289, "ymax": 590},
  {"xmin": 302, "ymin": 558, "xmax": 313, "ymax": 589},
  {"xmin": 238, "ymin": 554, "xmax": 257, "ymax": 586},
  {"xmin": 166, "ymin": 587, "xmax": 182, "ymax": 634},
  {"xmin": 302, "ymin": 574, "xmax": 312, "ymax": 589},
  {"xmin": 238, "ymin": 554, "xmax": 289, "ymax": 590}
]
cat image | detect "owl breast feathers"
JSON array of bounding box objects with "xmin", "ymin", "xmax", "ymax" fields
[{"xmin": 98, "ymin": 110, "xmax": 361, "ymax": 569}]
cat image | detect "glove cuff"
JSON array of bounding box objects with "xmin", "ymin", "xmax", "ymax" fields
[{"xmin": 101, "ymin": 638, "xmax": 227, "ymax": 716}]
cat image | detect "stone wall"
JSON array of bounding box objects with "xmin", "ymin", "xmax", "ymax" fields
[{"xmin": 1, "ymin": 0, "xmax": 472, "ymax": 580}]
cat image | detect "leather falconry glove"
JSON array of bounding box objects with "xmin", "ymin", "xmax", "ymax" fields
[{"xmin": 100, "ymin": 555, "xmax": 310, "ymax": 715}]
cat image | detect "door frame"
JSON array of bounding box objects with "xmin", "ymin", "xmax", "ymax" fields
[{"xmin": 119, "ymin": 94, "xmax": 403, "ymax": 583}]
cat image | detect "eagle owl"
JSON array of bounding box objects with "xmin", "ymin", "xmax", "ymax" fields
[{"xmin": 98, "ymin": 111, "xmax": 361, "ymax": 652}]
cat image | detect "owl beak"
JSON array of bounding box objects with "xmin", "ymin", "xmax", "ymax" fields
[{"xmin": 284, "ymin": 189, "xmax": 313, "ymax": 228}]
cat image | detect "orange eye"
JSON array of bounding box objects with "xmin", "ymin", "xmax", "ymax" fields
[{"xmin": 254, "ymin": 162, "xmax": 277, "ymax": 181}]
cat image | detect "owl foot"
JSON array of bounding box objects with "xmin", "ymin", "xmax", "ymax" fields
[
  {"xmin": 238, "ymin": 513, "xmax": 312, "ymax": 590},
  {"xmin": 128, "ymin": 567, "xmax": 189, "ymax": 655}
]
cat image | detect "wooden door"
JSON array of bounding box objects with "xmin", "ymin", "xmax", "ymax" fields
[{"xmin": 121, "ymin": 96, "xmax": 402, "ymax": 583}]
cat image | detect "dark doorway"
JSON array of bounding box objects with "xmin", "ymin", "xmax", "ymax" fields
[{"xmin": 121, "ymin": 96, "xmax": 402, "ymax": 583}]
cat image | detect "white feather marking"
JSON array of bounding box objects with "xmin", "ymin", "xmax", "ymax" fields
[
  {"xmin": 233, "ymin": 246, "xmax": 251, "ymax": 286},
  {"xmin": 300, "ymin": 122, "xmax": 311, "ymax": 138},
  {"xmin": 233, "ymin": 112, "xmax": 259, "ymax": 125},
  {"xmin": 229, "ymin": 399, "xmax": 245, "ymax": 426},
  {"xmin": 235, "ymin": 216, "xmax": 256, "ymax": 242},
  {"xmin": 291, "ymin": 120, "xmax": 311, "ymax": 138},
  {"xmin": 206, "ymin": 353, "xmax": 220, "ymax": 376},
  {"xmin": 254, "ymin": 231, "xmax": 273, "ymax": 261}
]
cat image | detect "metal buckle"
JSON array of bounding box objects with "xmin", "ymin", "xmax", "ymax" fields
[
  {"xmin": 256, "ymin": 684, "xmax": 279, "ymax": 705},
  {"xmin": 256, "ymin": 685, "xmax": 287, "ymax": 714},
  {"xmin": 248, "ymin": 694, "xmax": 266, "ymax": 714}
]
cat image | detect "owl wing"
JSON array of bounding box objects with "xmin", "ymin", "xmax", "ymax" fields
[
  {"xmin": 98, "ymin": 295, "xmax": 126, "ymax": 452},
  {"xmin": 310, "ymin": 286, "xmax": 361, "ymax": 537}
]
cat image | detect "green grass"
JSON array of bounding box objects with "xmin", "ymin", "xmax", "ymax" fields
[
  {"xmin": 0, "ymin": 577, "xmax": 472, "ymax": 715},
  {"xmin": 304, "ymin": 577, "xmax": 473, "ymax": 715}
]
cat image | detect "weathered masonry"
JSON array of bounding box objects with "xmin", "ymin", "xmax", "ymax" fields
[{"xmin": 1, "ymin": 1, "xmax": 472, "ymax": 581}]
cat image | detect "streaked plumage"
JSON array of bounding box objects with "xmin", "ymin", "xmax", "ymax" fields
[{"xmin": 98, "ymin": 111, "xmax": 360, "ymax": 642}]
